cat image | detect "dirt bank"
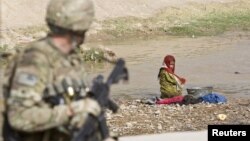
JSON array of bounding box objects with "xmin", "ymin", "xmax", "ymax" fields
[
  {"xmin": 1, "ymin": 0, "xmax": 235, "ymax": 29},
  {"xmin": 1, "ymin": 0, "xmax": 249, "ymax": 48}
]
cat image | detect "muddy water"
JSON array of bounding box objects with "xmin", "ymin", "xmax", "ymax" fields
[{"xmin": 86, "ymin": 32, "xmax": 250, "ymax": 99}]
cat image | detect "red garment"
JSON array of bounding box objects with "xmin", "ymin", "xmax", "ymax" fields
[
  {"xmin": 162, "ymin": 55, "xmax": 186, "ymax": 84},
  {"xmin": 156, "ymin": 95, "xmax": 184, "ymax": 105}
]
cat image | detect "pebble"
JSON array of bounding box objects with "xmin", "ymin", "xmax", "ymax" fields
[
  {"xmin": 155, "ymin": 110, "xmax": 161, "ymax": 115},
  {"xmin": 157, "ymin": 123, "xmax": 163, "ymax": 130},
  {"xmin": 107, "ymin": 98, "xmax": 250, "ymax": 136}
]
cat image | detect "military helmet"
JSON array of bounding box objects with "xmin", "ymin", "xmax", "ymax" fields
[{"xmin": 46, "ymin": 0, "xmax": 94, "ymax": 32}]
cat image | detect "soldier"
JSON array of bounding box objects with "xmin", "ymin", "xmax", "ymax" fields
[
  {"xmin": 0, "ymin": 64, "xmax": 4, "ymax": 141},
  {"xmin": 2, "ymin": 0, "xmax": 114, "ymax": 140}
]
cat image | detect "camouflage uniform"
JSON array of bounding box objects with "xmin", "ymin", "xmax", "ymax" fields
[
  {"xmin": 1, "ymin": 52, "xmax": 15, "ymax": 141},
  {"xmin": 3, "ymin": 37, "xmax": 101, "ymax": 141},
  {"xmin": 2, "ymin": 0, "xmax": 104, "ymax": 141},
  {"xmin": 0, "ymin": 64, "xmax": 4, "ymax": 141}
]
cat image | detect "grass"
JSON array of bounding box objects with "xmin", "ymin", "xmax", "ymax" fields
[
  {"xmin": 0, "ymin": 44, "xmax": 8, "ymax": 53},
  {"xmin": 2, "ymin": 0, "xmax": 250, "ymax": 45},
  {"xmin": 98, "ymin": 1, "xmax": 250, "ymax": 39},
  {"xmin": 17, "ymin": 26, "xmax": 48, "ymax": 37},
  {"xmin": 78, "ymin": 47, "xmax": 105, "ymax": 62},
  {"xmin": 168, "ymin": 11, "xmax": 250, "ymax": 36},
  {"xmin": 101, "ymin": 17, "xmax": 149, "ymax": 39},
  {"xmin": 10, "ymin": 10, "xmax": 250, "ymax": 43},
  {"xmin": 0, "ymin": 44, "xmax": 9, "ymax": 67}
]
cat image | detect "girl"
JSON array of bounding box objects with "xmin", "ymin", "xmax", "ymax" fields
[{"xmin": 158, "ymin": 55, "xmax": 186, "ymax": 98}]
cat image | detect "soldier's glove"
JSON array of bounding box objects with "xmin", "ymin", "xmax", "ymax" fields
[
  {"xmin": 69, "ymin": 98, "xmax": 101, "ymax": 128},
  {"xmin": 110, "ymin": 132, "xmax": 119, "ymax": 141}
]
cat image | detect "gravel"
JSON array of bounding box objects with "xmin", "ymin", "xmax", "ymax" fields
[{"xmin": 106, "ymin": 97, "xmax": 250, "ymax": 136}]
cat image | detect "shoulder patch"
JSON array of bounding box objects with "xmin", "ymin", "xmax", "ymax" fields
[{"xmin": 17, "ymin": 73, "xmax": 38, "ymax": 86}]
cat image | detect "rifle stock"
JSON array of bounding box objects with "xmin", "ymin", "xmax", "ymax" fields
[{"xmin": 107, "ymin": 59, "xmax": 128, "ymax": 85}]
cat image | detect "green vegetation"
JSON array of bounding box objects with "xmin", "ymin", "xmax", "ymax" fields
[
  {"xmin": 0, "ymin": 44, "xmax": 8, "ymax": 52},
  {"xmin": 17, "ymin": 26, "xmax": 48, "ymax": 37},
  {"xmin": 0, "ymin": 44, "xmax": 9, "ymax": 67},
  {"xmin": 100, "ymin": 2, "xmax": 250, "ymax": 39},
  {"xmin": 79, "ymin": 48, "xmax": 105, "ymax": 62},
  {"xmin": 2, "ymin": 1, "xmax": 250, "ymax": 46},
  {"xmin": 168, "ymin": 11, "xmax": 250, "ymax": 36}
]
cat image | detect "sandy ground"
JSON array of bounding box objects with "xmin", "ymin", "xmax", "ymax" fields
[{"xmin": 1, "ymin": 0, "xmax": 236, "ymax": 29}]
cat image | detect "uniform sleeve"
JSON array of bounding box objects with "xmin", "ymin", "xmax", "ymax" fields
[{"xmin": 7, "ymin": 50, "xmax": 70, "ymax": 132}]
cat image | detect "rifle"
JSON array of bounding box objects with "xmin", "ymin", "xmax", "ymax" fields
[
  {"xmin": 43, "ymin": 58, "xmax": 128, "ymax": 141},
  {"xmin": 71, "ymin": 58, "xmax": 128, "ymax": 141}
]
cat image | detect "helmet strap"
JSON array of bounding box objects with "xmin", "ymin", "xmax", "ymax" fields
[{"xmin": 70, "ymin": 33, "xmax": 85, "ymax": 50}]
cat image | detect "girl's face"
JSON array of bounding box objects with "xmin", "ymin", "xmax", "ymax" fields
[{"xmin": 169, "ymin": 60, "xmax": 175, "ymax": 69}]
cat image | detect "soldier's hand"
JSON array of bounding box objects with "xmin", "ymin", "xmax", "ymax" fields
[
  {"xmin": 70, "ymin": 98, "xmax": 101, "ymax": 116},
  {"xmin": 69, "ymin": 98, "xmax": 101, "ymax": 128},
  {"xmin": 67, "ymin": 105, "xmax": 75, "ymax": 117}
]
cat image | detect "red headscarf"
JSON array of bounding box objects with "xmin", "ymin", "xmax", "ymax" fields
[
  {"xmin": 163, "ymin": 55, "xmax": 176, "ymax": 73},
  {"xmin": 160, "ymin": 55, "xmax": 186, "ymax": 84}
]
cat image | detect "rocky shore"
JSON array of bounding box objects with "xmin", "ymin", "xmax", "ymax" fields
[{"xmin": 107, "ymin": 97, "xmax": 250, "ymax": 136}]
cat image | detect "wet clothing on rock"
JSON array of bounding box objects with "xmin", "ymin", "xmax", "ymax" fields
[
  {"xmin": 155, "ymin": 95, "xmax": 203, "ymax": 105},
  {"xmin": 158, "ymin": 55, "xmax": 186, "ymax": 98},
  {"xmin": 181, "ymin": 95, "xmax": 203, "ymax": 105},
  {"xmin": 156, "ymin": 96, "xmax": 184, "ymax": 105},
  {"xmin": 142, "ymin": 93, "xmax": 226, "ymax": 105},
  {"xmin": 2, "ymin": 37, "xmax": 102, "ymax": 141},
  {"xmin": 200, "ymin": 93, "xmax": 227, "ymax": 104}
]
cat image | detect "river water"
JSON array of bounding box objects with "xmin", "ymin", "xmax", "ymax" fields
[{"xmin": 85, "ymin": 32, "xmax": 250, "ymax": 99}]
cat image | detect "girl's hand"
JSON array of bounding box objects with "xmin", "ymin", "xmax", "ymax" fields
[{"xmin": 180, "ymin": 78, "xmax": 186, "ymax": 84}]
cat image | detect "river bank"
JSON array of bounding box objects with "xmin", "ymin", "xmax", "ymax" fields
[
  {"xmin": 107, "ymin": 97, "xmax": 250, "ymax": 136},
  {"xmin": 92, "ymin": 0, "xmax": 250, "ymax": 42}
]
